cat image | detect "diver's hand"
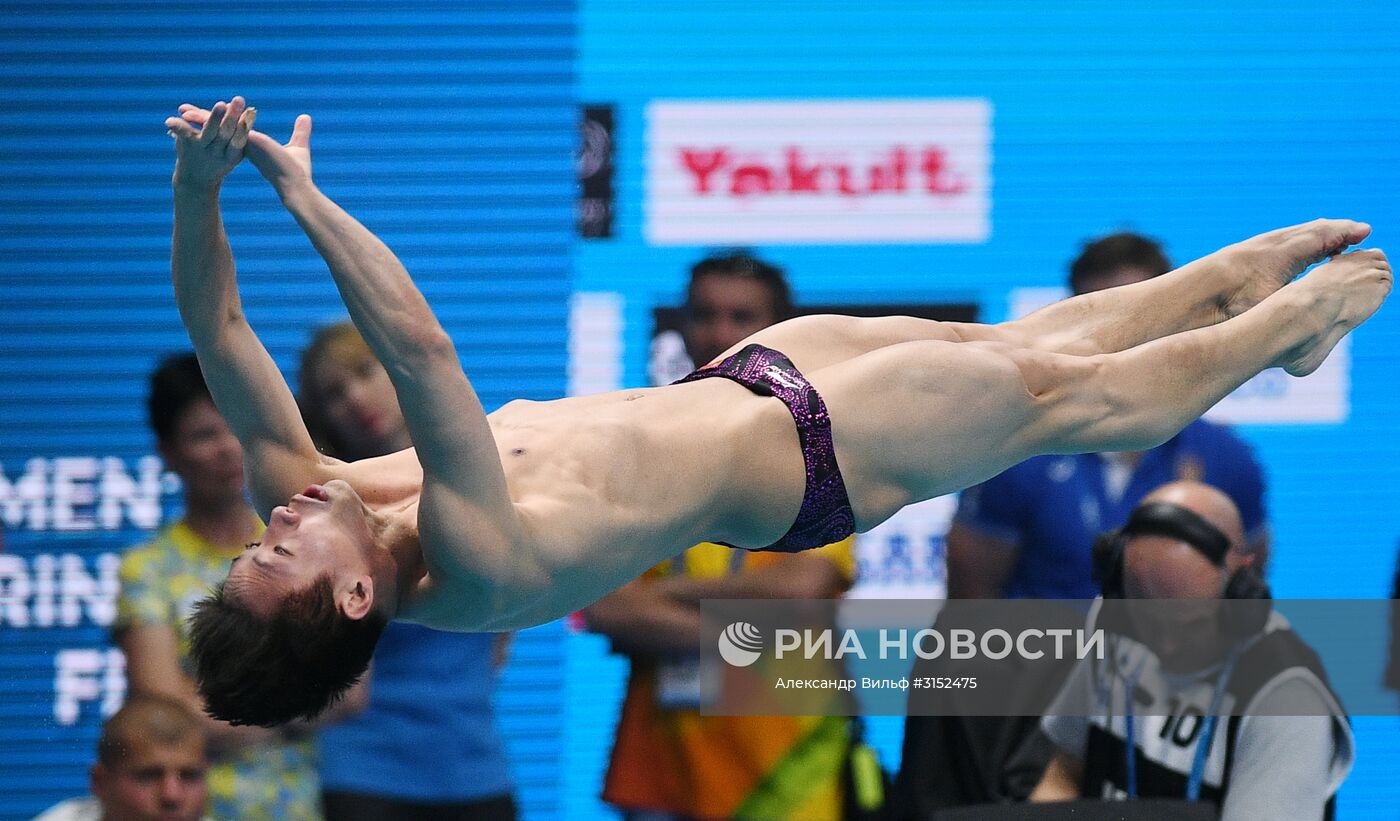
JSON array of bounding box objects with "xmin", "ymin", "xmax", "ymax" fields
[
  {"xmin": 166, "ymin": 97, "xmax": 254, "ymax": 190},
  {"xmin": 244, "ymin": 114, "xmax": 315, "ymax": 196}
]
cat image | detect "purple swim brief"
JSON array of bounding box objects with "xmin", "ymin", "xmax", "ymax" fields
[{"xmin": 674, "ymin": 343, "xmax": 856, "ymax": 552}]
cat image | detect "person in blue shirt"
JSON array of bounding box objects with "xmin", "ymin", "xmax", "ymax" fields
[
  {"xmin": 947, "ymin": 232, "xmax": 1269, "ymax": 600},
  {"xmin": 300, "ymin": 323, "xmax": 516, "ymax": 821}
]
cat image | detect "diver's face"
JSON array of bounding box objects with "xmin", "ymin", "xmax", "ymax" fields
[{"xmin": 224, "ymin": 480, "xmax": 373, "ymax": 614}]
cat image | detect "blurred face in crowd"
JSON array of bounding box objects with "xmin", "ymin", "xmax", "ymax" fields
[
  {"xmin": 91, "ymin": 734, "xmax": 208, "ymax": 821},
  {"xmin": 1073, "ymin": 264, "xmax": 1159, "ymax": 296},
  {"xmin": 1119, "ymin": 482, "xmax": 1247, "ymax": 671},
  {"xmin": 1123, "ymin": 535, "xmax": 1225, "ymax": 601},
  {"xmin": 159, "ymin": 398, "xmax": 245, "ymax": 509},
  {"xmin": 685, "ymin": 273, "xmax": 782, "ymax": 367},
  {"xmin": 309, "ymin": 348, "xmax": 408, "ymax": 459},
  {"xmin": 1121, "ymin": 537, "xmax": 1229, "ymax": 672}
]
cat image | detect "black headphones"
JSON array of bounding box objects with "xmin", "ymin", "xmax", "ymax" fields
[{"xmin": 1092, "ymin": 502, "xmax": 1271, "ymax": 636}]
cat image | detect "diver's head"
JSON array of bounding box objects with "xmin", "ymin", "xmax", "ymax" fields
[{"xmin": 188, "ymin": 479, "xmax": 391, "ymax": 726}]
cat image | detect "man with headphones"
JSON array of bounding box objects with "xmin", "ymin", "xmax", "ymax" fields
[{"xmin": 1029, "ymin": 481, "xmax": 1353, "ymax": 819}]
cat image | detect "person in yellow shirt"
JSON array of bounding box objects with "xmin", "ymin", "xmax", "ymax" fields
[
  {"xmin": 114, "ymin": 353, "xmax": 343, "ymax": 821},
  {"xmin": 583, "ymin": 253, "xmax": 856, "ymax": 821}
]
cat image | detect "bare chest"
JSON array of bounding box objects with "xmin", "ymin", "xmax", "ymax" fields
[
  {"xmin": 489, "ymin": 382, "xmax": 804, "ymax": 560},
  {"xmin": 488, "ymin": 393, "xmax": 669, "ymax": 508}
]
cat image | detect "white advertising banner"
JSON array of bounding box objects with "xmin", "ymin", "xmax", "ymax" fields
[
  {"xmin": 646, "ymin": 99, "xmax": 992, "ymax": 245},
  {"xmin": 848, "ymin": 495, "xmax": 954, "ymax": 602}
]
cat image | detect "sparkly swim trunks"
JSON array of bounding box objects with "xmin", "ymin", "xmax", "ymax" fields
[{"xmin": 674, "ymin": 343, "xmax": 856, "ymax": 552}]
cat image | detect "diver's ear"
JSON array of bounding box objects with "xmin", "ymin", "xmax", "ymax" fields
[{"xmin": 340, "ymin": 577, "xmax": 374, "ymax": 621}]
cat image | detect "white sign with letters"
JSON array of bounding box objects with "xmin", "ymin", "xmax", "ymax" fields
[{"xmin": 646, "ymin": 99, "xmax": 992, "ymax": 244}]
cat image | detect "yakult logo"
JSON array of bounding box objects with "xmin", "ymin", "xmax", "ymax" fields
[
  {"xmin": 647, "ymin": 99, "xmax": 991, "ymax": 244},
  {"xmin": 679, "ymin": 146, "xmax": 966, "ymax": 198}
]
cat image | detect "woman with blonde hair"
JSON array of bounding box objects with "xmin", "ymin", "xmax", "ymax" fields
[{"xmin": 300, "ymin": 322, "xmax": 517, "ymax": 821}]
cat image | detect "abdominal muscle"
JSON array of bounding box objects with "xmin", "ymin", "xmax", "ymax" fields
[
  {"xmin": 497, "ymin": 379, "xmax": 803, "ymax": 554},
  {"xmin": 333, "ymin": 379, "xmax": 808, "ymax": 629}
]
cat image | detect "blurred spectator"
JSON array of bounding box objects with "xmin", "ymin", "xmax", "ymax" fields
[
  {"xmin": 300, "ymin": 322, "xmax": 517, "ymax": 821},
  {"xmin": 114, "ymin": 353, "xmax": 325, "ymax": 821},
  {"xmin": 582, "ymin": 252, "xmax": 858, "ymax": 821},
  {"xmin": 1031, "ymin": 482, "xmax": 1352, "ymax": 819},
  {"xmin": 888, "ymin": 604, "xmax": 1082, "ymax": 818},
  {"xmin": 32, "ymin": 694, "xmax": 211, "ymax": 821},
  {"xmin": 947, "ymin": 231, "xmax": 1269, "ymax": 600}
]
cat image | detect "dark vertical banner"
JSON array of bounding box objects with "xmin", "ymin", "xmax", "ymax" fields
[
  {"xmin": 0, "ymin": 3, "xmax": 576, "ymax": 819},
  {"xmin": 578, "ymin": 103, "xmax": 616, "ymax": 238}
]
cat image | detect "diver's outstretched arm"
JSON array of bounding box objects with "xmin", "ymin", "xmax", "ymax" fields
[
  {"xmin": 167, "ymin": 97, "xmax": 325, "ymax": 516},
  {"xmin": 240, "ymin": 110, "xmax": 524, "ymax": 586}
]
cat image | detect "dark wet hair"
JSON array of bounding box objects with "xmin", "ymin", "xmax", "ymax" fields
[
  {"xmin": 687, "ymin": 250, "xmax": 794, "ymax": 321},
  {"xmin": 1068, "ymin": 232, "xmax": 1172, "ymax": 295},
  {"xmin": 188, "ymin": 574, "xmax": 386, "ymax": 727},
  {"xmin": 147, "ymin": 352, "xmax": 212, "ymax": 443}
]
